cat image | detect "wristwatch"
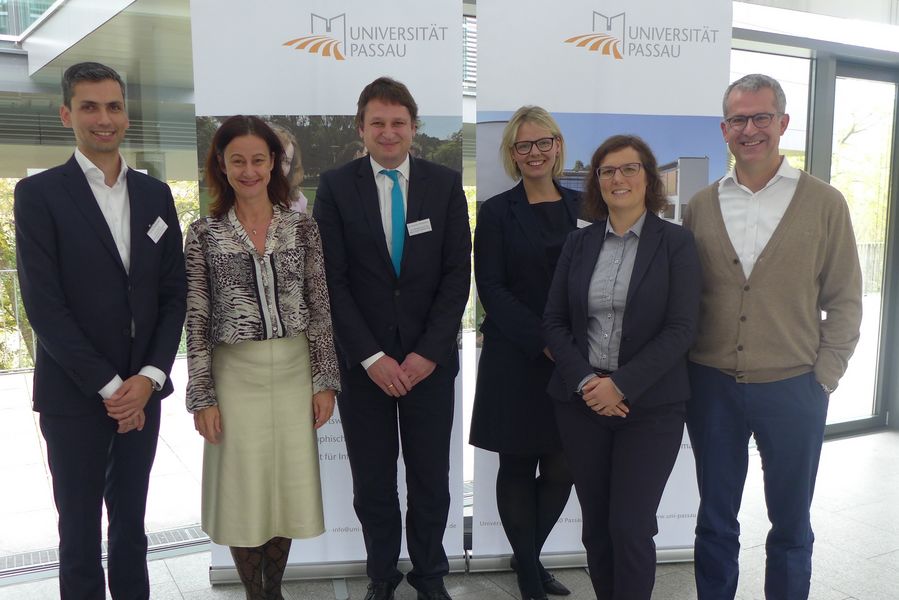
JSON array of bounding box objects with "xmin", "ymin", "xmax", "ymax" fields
[{"xmin": 820, "ymin": 382, "xmax": 834, "ymax": 394}]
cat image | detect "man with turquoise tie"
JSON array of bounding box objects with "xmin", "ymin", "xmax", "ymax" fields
[{"xmin": 313, "ymin": 77, "xmax": 471, "ymax": 600}]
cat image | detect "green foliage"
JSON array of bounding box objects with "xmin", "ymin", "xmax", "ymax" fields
[{"xmin": 0, "ymin": 178, "xmax": 35, "ymax": 369}]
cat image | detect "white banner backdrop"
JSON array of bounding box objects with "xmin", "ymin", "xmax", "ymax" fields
[
  {"xmin": 473, "ymin": 0, "xmax": 732, "ymax": 564},
  {"xmin": 189, "ymin": 0, "xmax": 464, "ymax": 577},
  {"xmin": 190, "ymin": 0, "xmax": 460, "ymax": 117}
]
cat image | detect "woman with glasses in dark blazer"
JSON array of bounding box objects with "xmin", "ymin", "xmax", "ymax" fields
[
  {"xmin": 470, "ymin": 106, "xmax": 579, "ymax": 600},
  {"xmin": 543, "ymin": 134, "xmax": 701, "ymax": 600}
]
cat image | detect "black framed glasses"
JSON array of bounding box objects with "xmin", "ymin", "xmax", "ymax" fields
[
  {"xmin": 513, "ymin": 137, "xmax": 556, "ymax": 155},
  {"xmin": 596, "ymin": 162, "xmax": 642, "ymax": 180},
  {"xmin": 723, "ymin": 112, "xmax": 779, "ymax": 131}
]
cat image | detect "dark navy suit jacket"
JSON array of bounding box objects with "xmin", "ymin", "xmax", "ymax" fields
[
  {"xmin": 469, "ymin": 181, "xmax": 580, "ymax": 453},
  {"xmin": 14, "ymin": 155, "xmax": 187, "ymax": 416},
  {"xmin": 543, "ymin": 211, "xmax": 701, "ymax": 407},
  {"xmin": 313, "ymin": 156, "xmax": 471, "ymax": 372}
]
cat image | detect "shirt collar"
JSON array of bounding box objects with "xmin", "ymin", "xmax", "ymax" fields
[
  {"xmin": 604, "ymin": 210, "xmax": 647, "ymax": 238},
  {"xmin": 719, "ymin": 156, "xmax": 800, "ymax": 193},
  {"xmin": 74, "ymin": 148, "xmax": 129, "ymax": 186},
  {"xmin": 370, "ymin": 154, "xmax": 411, "ymax": 181}
]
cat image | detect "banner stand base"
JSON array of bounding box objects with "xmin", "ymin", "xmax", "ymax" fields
[
  {"xmin": 209, "ymin": 556, "xmax": 468, "ymax": 585},
  {"xmin": 467, "ymin": 548, "xmax": 694, "ymax": 573}
]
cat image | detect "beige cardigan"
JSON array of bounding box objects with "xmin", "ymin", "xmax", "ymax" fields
[{"xmin": 684, "ymin": 171, "xmax": 862, "ymax": 390}]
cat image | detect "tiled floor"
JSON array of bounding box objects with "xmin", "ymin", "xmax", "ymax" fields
[{"xmin": 2, "ymin": 431, "xmax": 898, "ymax": 598}]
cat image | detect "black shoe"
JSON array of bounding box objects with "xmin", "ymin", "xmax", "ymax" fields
[
  {"xmin": 364, "ymin": 580, "xmax": 397, "ymax": 600},
  {"xmin": 540, "ymin": 573, "xmax": 570, "ymax": 596},
  {"xmin": 416, "ymin": 586, "xmax": 452, "ymax": 600},
  {"xmin": 510, "ymin": 557, "xmax": 570, "ymax": 596}
]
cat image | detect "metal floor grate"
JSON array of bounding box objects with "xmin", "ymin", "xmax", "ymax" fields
[{"xmin": 0, "ymin": 525, "xmax": 208, "ymax": 575}]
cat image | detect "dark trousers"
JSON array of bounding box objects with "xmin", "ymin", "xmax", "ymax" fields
[
  {"xmin": 686, "ymin": 363, "xmax": 828, "ymax": 600},
  {"xmin": 39, "ymin": 399, "xmax": 161, "ymax": 600},
  {"xmin": 554, "ymin": 398, "xmax": 684, "ymax": 600},
  {"xmin": 338, "ymin": 362, "xmax": 454, "ymax": 593}
]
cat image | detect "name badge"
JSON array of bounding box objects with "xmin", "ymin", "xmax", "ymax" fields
[
  {"xmin": 577, "ymin": 219, "xmax": 591, "ymax": 229},
  {"xmin": 147, "ymin": 217, "xmax": 168, "ymax": 243},
  {"xmin": 407, "ymin": 219, "xmax": 432, "ymax": 236}
]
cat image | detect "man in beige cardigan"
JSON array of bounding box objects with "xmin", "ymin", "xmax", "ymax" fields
[{"xmin": 683, "ymin": 74, "xmax": 862, "ymax": 600}]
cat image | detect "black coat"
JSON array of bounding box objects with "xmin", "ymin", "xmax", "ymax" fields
[{"xmin": 469, "ymin": 181, "xmax": 580, "ymax": 453}]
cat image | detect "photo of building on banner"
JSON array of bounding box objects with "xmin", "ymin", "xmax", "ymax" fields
[{"xmin": 473, "ymin": 0, "xmax": 732, "ymax": 571}]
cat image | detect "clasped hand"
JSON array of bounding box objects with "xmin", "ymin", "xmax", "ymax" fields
[
  {"xmin": 581, "ymin": 376, "xmax": 629, "ymax": 418},
  {"xmin": 104, "ymin": 374, "xmax": 154, "ymax": 434},
  {"xmin": 367, "ymin": 352, "xmax": 436, "ymax": 397}
]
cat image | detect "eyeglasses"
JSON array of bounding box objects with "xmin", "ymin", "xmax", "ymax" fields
[
  {"xmin": 723, "ymin": 112, "xmax": 778, "ymax": 131},
  {"xmin": 513, "ymin": 137, "xmax": 556, "ymax": 155},
  {"xmin": 596, "ymin": 162, "xmax": 642, "ymax": 180}
]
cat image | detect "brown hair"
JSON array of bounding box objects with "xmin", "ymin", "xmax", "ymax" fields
[
  {"xmin": 582, "ymin": 134, "xmax": 666, "ymax": 221},
  {"xmin": 355, "ymin": 76, "xmax": 419, "ymax": 128},
  {"xmin": 204, "ymin": 115, "xmax": 291, "ymax": 218}
]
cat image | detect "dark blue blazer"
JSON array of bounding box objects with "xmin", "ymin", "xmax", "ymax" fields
[
  {"xmin": 313, "ymin": 156, "xmax": 471, "ymax": 372},
  {"xmin": 475, "ymin": 181, "xmax": 580, "ymax": 358},
  {"xmin": 543, "ymin": 211, "xmax": 701, "ymax": 407},
  {"xmin": 14, "ymin": 155, "xmax": 187, "ymax": 416},
  {"xmin": 469, "ymin": 182, "xmax": 580, "ymax": 452}
]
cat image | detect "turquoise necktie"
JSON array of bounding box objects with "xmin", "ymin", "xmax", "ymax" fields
[{"xmin": 381, "ymin": 169, "xmax": 405, "ymax": 276}]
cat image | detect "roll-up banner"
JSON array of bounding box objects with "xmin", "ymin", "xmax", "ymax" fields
[
  {"xmin": 473, "ymin": 0, "xmax": 732, "ymax": 567},
  {"xmin": 188, "ymin": 0, "xmax": 464, "ymax": 579}
]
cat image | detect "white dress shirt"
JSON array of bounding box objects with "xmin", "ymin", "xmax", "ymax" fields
[
  {"xmin": 361, "ymin": 155, "xmax": 411, "ymax": 370},
  {"xmin": 74, "ymin": 149, "xmax": 166, "ymax": 398},
  {"xmin": 718, "ymin": 158, "xmax": 800, "ymax": 279}
]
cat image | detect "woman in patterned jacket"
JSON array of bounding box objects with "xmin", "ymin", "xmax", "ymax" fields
[{"xmin": 185, "ymin": 115, "xmax": 340, "ymax": 600}]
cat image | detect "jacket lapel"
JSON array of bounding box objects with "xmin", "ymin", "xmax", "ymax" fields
[
  {"xmin": 560, "ymin": 186, "xmax": 580, "ymax": 226},
  {"xmin": 60, "ymin": 156, "xmax": 127, "ymax": 275},
  {"xmin": 576, "ymin": 222, "xmax": 604, "ymax": 353},
  {"xmin": 127, "ymin": 169, "xmax": 150, "ymax": 282},
  {"xmin": 626, "ymin": 212, "xmax": 663, "ymax": 306},
  {"xmin": 354, "ymin": 158, "xmax": 394, "ymax": 276}
]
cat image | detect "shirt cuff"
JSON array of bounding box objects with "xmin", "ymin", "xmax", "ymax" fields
[
  {"xmin": 576, "ymin": 373, "xmax": 594, "ymax": 394},
  {"xmin": 98, "ymin": 375, "xmax": 124, "ymax": 400},
  {"xmin": 362, "ymin": 351, "xmax": 385, "ymax": 370},
  {"xmin": 139, "ymin": 366, "xmax": 166, "ymax": 391}
]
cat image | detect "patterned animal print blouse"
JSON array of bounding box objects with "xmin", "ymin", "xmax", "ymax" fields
[{"xmin": 184, "ymin": 205, "xmax": 340, "ymax": 412}]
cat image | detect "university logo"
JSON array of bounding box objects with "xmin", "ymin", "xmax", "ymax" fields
[
  {"xmin": 283, "ymin": 13, "xmax": 449, "ymax": 61},
  {"xmin": 564, "ymin": 9, "xmax": 721, "ymax": 60},
  {"xmin": 283, "ymin": 13, "xmax": 347, "ymax": 61},
  {"xmin": 564, "ymin": 11, "xmax": 624, "ymax": 60}
]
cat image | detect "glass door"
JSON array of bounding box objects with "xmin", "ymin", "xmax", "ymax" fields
[{"xmin": 826, "ymin": 66, "xmax": 896, "ymax": 427}]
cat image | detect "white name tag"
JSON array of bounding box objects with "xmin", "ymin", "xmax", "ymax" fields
[
  {"xmin": 407, "ymin": 219, "xmax": 432, "ymax": 236},
  {"xmin": 147, "ymin": 217, "xmax": 168, "ymax": 243},
  {"xmin": 577, "ymin": 219, "xmax": 591, "ymax": 229}
]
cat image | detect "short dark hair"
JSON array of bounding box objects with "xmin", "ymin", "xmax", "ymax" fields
[
  {"xmin": 355, "ymin": 76, "xmax": 419, "ymax": 128},
  {"xmin": 582, "ymin": 134, "xmax": 667, "ymax": 221},
  {"xmin": 204, "ymin": 115, "xmax": 291, "ymax": 218},
  {"xmin": 62, "ymin": 62, "xmax": 126, "ymax": 108}
]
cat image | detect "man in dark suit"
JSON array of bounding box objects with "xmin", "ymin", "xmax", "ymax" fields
[
  {"xmin": 313, "ymin": 77, "xmax": 471, "ymax": 600},
  {"xmin": 14, "ymin": 62, "xmax": 186, "ymax": 600}
]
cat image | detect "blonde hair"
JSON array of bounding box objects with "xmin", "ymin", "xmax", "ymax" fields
[{"xmin": 500, "ymin": 105, "xmax": 565, "ymax": 180}]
